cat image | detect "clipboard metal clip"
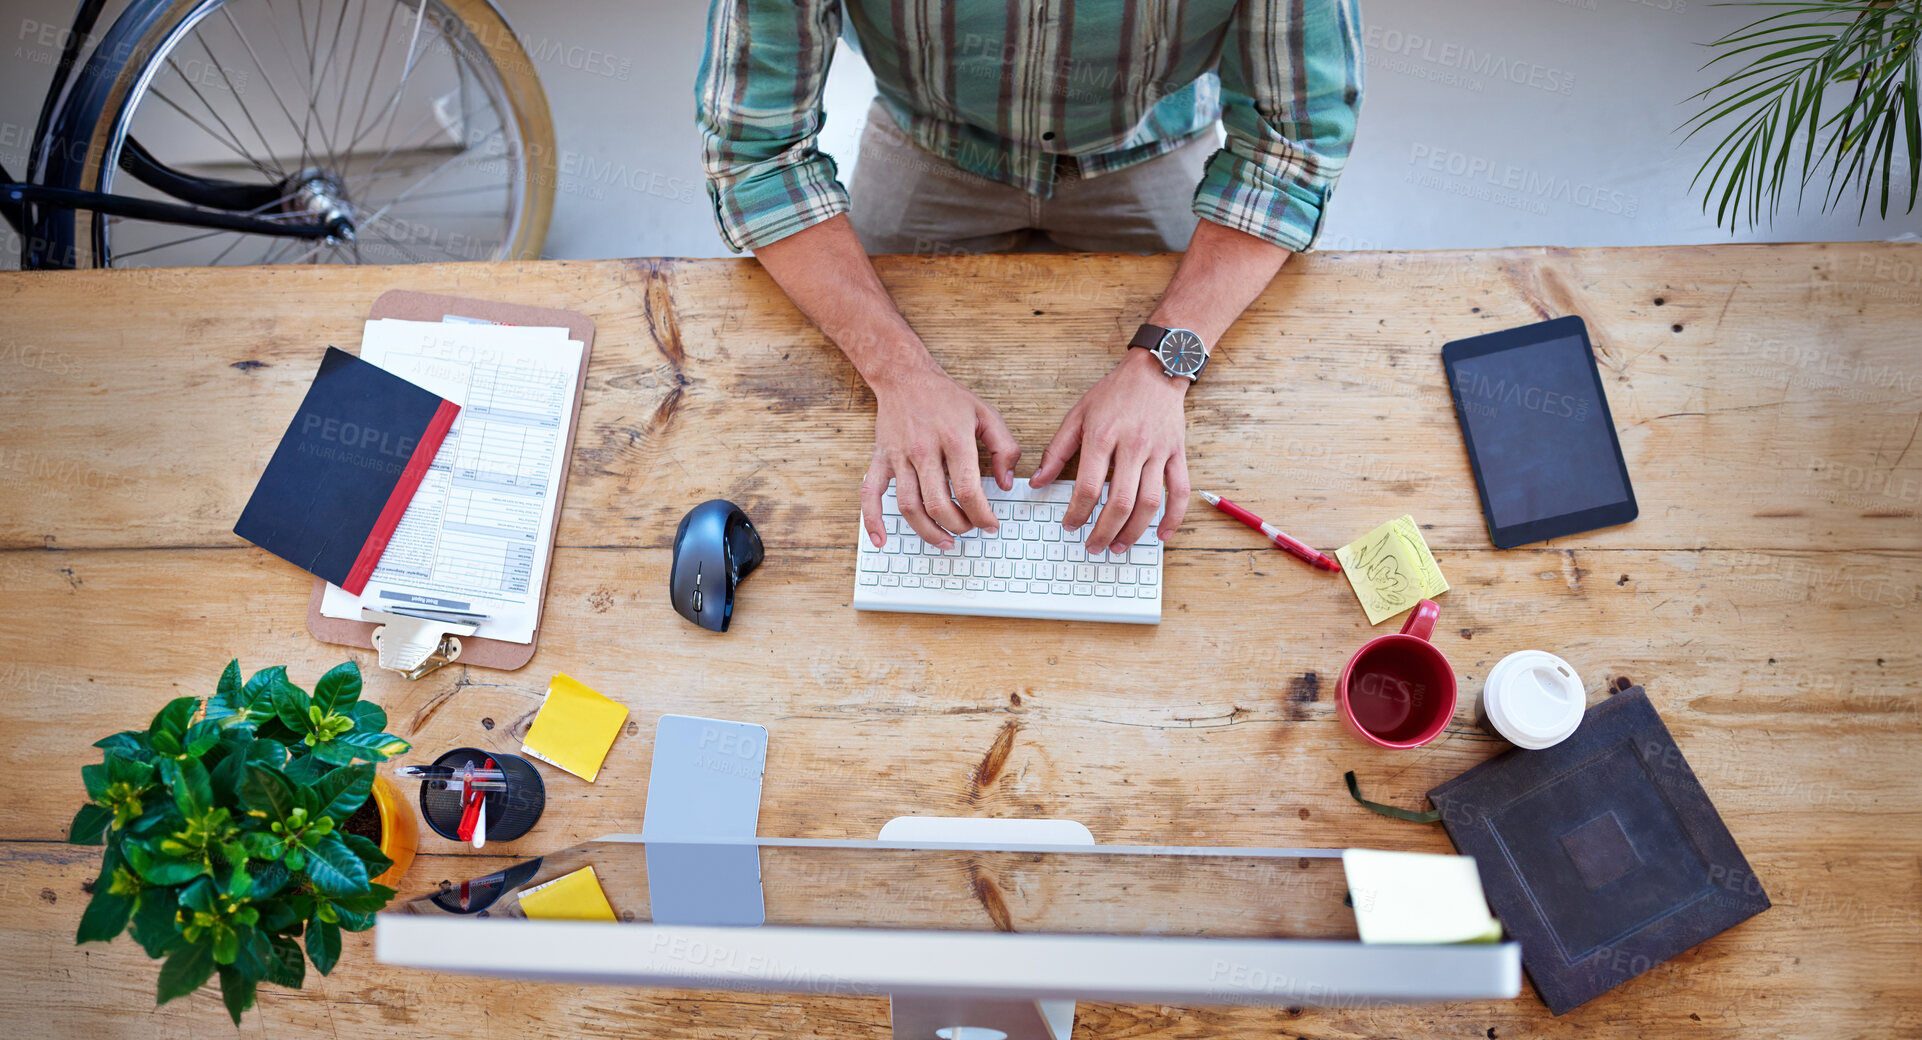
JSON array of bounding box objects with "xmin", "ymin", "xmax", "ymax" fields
[{"xmin": 364, "ymin": 608, "xmax": 483, "ymax": 680}]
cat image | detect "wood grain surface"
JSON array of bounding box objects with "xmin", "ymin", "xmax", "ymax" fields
[{"xmin": 1, "ymin": 244, "xmax": 1918, "ymax": 1039}]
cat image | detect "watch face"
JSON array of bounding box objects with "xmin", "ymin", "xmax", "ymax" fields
[{"xmin": 1160, "ymin": 329, "xmax": 1206, "ymax": 375}]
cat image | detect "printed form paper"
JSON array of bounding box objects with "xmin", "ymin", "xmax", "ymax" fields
[{"xmin": 321, "ymin": 318, "xmax": 582, "ymax": 643}]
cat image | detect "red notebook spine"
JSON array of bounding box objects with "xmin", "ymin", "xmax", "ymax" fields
[{"xmin": 341, "ymin": 398, "xmax": 460, "ymax": 595}]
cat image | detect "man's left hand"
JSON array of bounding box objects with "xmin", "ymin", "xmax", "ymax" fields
[{"xmin": 1030, "ymin": 347, "xmax": 1192, "ymax": 553}]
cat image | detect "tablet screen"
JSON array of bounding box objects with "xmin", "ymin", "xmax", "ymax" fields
[{"xmin": 1449, "ymin": 334, "xmax": 1627, "ymax": 529}]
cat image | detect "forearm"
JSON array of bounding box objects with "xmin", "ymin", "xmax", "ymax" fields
[
  {"xmin": 1148, "ymin": 218, "xmax": 1292, "ymax": 347},
  {"xmin": 752, "ymin": 215, "xmax": 938, "ymax": 390}
]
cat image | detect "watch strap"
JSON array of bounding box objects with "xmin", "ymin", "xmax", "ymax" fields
[{"xmin": 1128, "ymin": 323, "xmax": 1169, "ymax": 351}]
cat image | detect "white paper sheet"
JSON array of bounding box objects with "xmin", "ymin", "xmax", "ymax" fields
[{"xmin": 319, "ymin": 318, "xmax": 582, "ymax": 643}]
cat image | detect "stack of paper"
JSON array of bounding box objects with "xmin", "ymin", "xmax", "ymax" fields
[
  {"xmin": 1342, "ymin": 849, "xmax": 1502, "ymax": 944},
  {"xmin": 517, "ymin": 865, "xmax": 616, "ymax": 921},
  {"xmin": 319, "ymin": 316, "xmax": 584, "ymax": 644}
]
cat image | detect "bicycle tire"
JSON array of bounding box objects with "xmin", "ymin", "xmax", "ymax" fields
[{"xmin": 36, "ymin": 0, "xmax": 555, "ymax": 268}]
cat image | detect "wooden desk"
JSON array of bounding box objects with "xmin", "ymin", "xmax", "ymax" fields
[{"xmin": 1, "ymin": 245, "xmax": 1917, "ymax": 1038}]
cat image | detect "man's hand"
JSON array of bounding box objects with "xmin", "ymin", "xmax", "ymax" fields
[
  {"xmin": 861, "ymin": 358, "xmax": 1021, "ymax": 550},
  {"xmin": 1030, "ymin": 348, "xmax": 1191, "ymax": 553}
]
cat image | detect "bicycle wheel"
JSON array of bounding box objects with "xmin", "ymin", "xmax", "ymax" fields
[{"xmin": 38, "ymin": 0, "xmax": 555, "ymax": 267}]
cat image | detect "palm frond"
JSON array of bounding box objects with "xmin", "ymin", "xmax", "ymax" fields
[{"xmin": 1684, "ymin": 0, "xmax": 1921, "ymax": 230}]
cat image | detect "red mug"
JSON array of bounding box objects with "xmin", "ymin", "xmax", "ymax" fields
[{"xmin": 1336, "ymin": 599, "xmax": 1457, "ymax": 749}]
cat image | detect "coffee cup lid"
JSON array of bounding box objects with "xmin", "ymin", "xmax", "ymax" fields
[{"xmin": 1484, "ymin": 651, "xmax": 1585, "ymax": 748}]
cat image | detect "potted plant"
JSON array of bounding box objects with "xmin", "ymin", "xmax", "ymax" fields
[{"xmin": 68, "ymin": 660, "xmax": 413, "ymax": 1024}]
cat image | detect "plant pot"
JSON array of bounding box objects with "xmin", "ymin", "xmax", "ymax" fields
[{"xmin": 367, "ymin": 774, "xmax": 417, "ymax": 889}]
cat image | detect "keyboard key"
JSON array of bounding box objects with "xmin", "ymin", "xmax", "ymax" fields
[
  {"xmin": 964, "ymin": 541, "xmax": 982, "ymax": 558},
  {"xmin": 1144, "ymin": 585, "xmax": 1159, "ymax": 598},
  {"xmin": 1052, "ymin": 582, "xmax": 1071, "ymax": 595},
  {"xmin": 890, "ymin": 558, "xmax": 909, "ymax": 573},
  {"xmin": 1067, "ymin": 544, "xmax": 1086, "ymax": 562},
  {"xmin": 1013, "ymin": 502, "xmax": 1031, "ymax": 521},
  {"xmin": 986, "ymin": 543, "xmax": 1004, "ymax": 558},
  {"xmin": 1118, "ymin": 566, "xmax": 1137, "ymax": 584},
  {"xmin": 885, "ymin": 516, "xmax": 899, "ymax": 534},
  {"xmin": 993, "ymin": 502, "xmax": 1010, "ymax": 520},
  {"xmin": 1010, "ymin": 580, "xmax": 1027, "ymax": 592},
  {"xmin": 988, "ymin": 580, "xmax": 1007, "ymax": 592},
  {"xmin": 903, "ymin": 575, "xmax": 921, "ymax": 587},
  {"xmin": 882, "ymin": 575, "xmax": 900, "ymax": 586},
  {"xmin": 1073, "ymin": 583, "xmax": 1093, "ymax": 596},
  {"xmin": 1046, "ymin": 544, "xmax": 1065, "ymax": 561},
  {"xmin": 945, "ymin": 579, "xmax": 963, "ymax": 591},
  {"xmin": 913, "ymin": 558, "xmax": 930, "ymax": 574},
  {"xmin": 860, "ymin": 573, "xmax": 879, "ymax": 585},
  {"xmin": 933, "ymin": 559, "xmax": 951, "ymax": 575},
  {"xmin": 1117, "ymin": 586, "xmax": 1137, "ymax": 597},
  {"xmin": 1027, "ymin": 543, "xmax": 1045, "ymax": 559},
  {"xmin": 1095, "ymin": 585, "xmax": 1114, "ymax": 597},
  {"xmin": 994, "ymin": 560, "xmax": 1013, "ymax": 578},
  {"xmin": 1140, "ymin": 569, "xmax": 1157, "ymax": 585},
  {"xmin": 1022, "ymin": 521, "xmax": 1041, "ymax": 540},
  {"xmin": 966, "ymin": 579, "xmax": 985, "ymax": 591},
  {"xmin": 1075, "ymin": 564, "xmax": 1095, "ymax": 583},
  {"xmin": 951, "ymin": 560, "xmax": 970, "ymax": 577},
  {"xmin": 1016, "ymin": 561, "xmax": 1033, "ymax": 579},
  {"xmin": 1129, "ymin": 545, "xmax": 1159, "ymax": 565},
  {"xmin": 861, "ymin": 555, "xmax": 885, "ymax": 572},
  {"xmin": 1097, "ymin": 565, "xmax": 1117, "ymax": 583},
  {"xmin": 1036, "ymin": 563, "xmax": 1054, "ymax": 580},
  {"xmin": 1041, "ymin": 523, "xmax": 1060, "ymax": 542}
]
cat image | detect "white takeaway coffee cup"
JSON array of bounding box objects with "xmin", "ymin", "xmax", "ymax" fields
[{"xmin": 1475, "ymin": 650, "xmax": 1586, "ymax": 750}]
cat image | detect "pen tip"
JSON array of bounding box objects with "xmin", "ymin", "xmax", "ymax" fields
[{"xmin": 1198, "ymin": 490, "xmax": 1220, "ymax": 504}]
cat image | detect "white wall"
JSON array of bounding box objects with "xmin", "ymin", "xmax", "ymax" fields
[{"xmin": 2, "ymin": 0, "xmax": 1915, "ymax": 268}]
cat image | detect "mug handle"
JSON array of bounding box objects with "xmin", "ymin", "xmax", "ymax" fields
[{"xmin": 1400, "ymin": 598, "xmax": 1439, "ymax": 641}]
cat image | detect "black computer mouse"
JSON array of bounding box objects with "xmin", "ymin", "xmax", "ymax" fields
[{"xmin": 669, "ymin": 499, "xmax": 765, "ymax": 631}]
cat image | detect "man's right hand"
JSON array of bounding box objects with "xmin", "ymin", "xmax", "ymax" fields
[{"xmin": 861, "ymin": 360, "xmax": 1020, "ymax": 549}]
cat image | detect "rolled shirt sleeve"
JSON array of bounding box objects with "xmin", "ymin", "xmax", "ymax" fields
[
  {"xmin": 1193, "ymin": 0, "xmax": 1364, "ymax": 252},
  {"xmin": 695, "ymin": 0, "xmax": 848, "ymax": 252}
]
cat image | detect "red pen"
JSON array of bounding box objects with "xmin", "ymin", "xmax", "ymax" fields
[{"xmin": 1198, "ymin": 491, "xmax": 1341, "ymax": 572}]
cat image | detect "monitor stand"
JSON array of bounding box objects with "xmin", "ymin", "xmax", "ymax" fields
[{"xmin": 878, "ymin": 817, "xmax": 1092, "ymax": 1040}]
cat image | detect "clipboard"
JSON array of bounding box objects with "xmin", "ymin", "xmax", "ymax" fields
[{"xmin": 306, "ymin": 290, "xmax": 595, "ymax": 674}]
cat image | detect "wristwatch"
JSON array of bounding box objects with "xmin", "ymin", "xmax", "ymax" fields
[{"xmin": 1128, "ymin": 323, "xmax": 1210, "ymax": 382}]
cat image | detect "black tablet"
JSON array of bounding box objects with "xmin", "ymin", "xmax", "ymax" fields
[{"xmin": 1442, "ymin": 316, "xmax": 1637, "ymax": 548}]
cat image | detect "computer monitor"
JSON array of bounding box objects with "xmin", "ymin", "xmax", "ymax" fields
[{"xmin": 377, "ymin": 834, "xmax": 1520, "ymax": 1040}]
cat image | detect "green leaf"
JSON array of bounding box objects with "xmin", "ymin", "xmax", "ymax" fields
[
  {"xmin": 265, "ymin": 933, "xmax": 306, "ymax": 989},
  {"xmin": 332, "ymin": 905, "xmax": 376, "ymax": 931},
  {"xmin": 148, "ymin": 697, "xmax": 198, "ymax": 741},
  {"xmin": 156, "ymin": 943, "xmax": 216, "ymax": 1005},
  {"xmin": 217, "ymin": 965, "xmax": 257, "ymax": 1025},
  {"xmin": 251, "ymin": 860, "xmax": 291, "ymax": 900},
  {"xmin": 329, "ymin": 730, "xmax": 411, "ymax": 762},
  {"xmin": 309, "ymin": 739, "xmax": 359, "ymax": 767},
  {"xmin": 76, "ymin": 884, "xmax": 135, "ymax": 944},
  {"xmin": 182, "ymin": 719, "xmax": 223, "ymax": 758},
  {"xmin": 241, "ymin": 765, "xmax": 298, "ymax": 822},
  {"xmin": 339, "ymin": 832, "xmax": 392, "ymax": 880},
  {"xmin": 312, "ymin": 662, "xmax": 362, "ymax": 715},
  {"xmin": 179, "ymin": 876, "xmax": 217, "ymax": 914},
  {"xmin": 124, "ymin": 841, "xmax": 207, "ymax": 885},
  {"xmin": 242, "ymin": 665, "xmax": 288, "ymax": 712},
  {"xmin": 212, "ymin": 926, "xmax": 240, "ymax": 965},
  {"xmin": 130, "ymin": 889, "xmax": 183, "ymax": 958},
  {"xmin": 172, "ymin": 758, "xmax": 214, "ymax": 818},
  {"xmin": 206, "ymin": 660, "xmax": 245, "ymax": 721},
  {"xmin": 305, "ymin": 917, "xmax": 341, "ymax": 976},
  {"xmin": 93, "ymin": 730, "xmax": 151, "ymax": 756},
  {"xmin": 81, "ymin": 762, "xmax": 110, "ymax": 801},
  {"xmin": 273, "ymin": 679, "xmax": 313, "ymax": 735},
  {"xmin": 312, "ymin": 764, "xmax": 375, "ymax": 823},
  {"xmin": 303, "ymin": 835, "xmax": 370, "ymax": 896},
  {"xmin": 329, "ymin": 882, "xmax": 397, "ymax": 915},
  {"xmin": 106, "ymin": 752, "xmax": 153, "ymax": 786},
  {"xmin": 350, "ymin": 700, "xmax": 387, "ymax": 733},
  {"xmin": 69, "ymin": 803, "xmax": 113, "ymax": 844}
]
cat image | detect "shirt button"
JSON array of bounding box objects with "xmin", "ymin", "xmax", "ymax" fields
[{"xmin": 1041, "ymin": 131, "xmax": 1055, "ymax": 141}]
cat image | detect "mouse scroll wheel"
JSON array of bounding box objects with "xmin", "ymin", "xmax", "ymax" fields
[{"xmin": 692, "ymin": 565, "xmax": 703, "ymax": 612}]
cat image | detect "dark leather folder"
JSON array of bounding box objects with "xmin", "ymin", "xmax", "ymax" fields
[{"xmin": 1428, "ymin": 687, "xmax": 1770, "ymax": 1014}]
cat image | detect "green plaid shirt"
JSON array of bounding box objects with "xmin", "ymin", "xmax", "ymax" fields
[{"xmin": 696, "ymin": 0, "xmax": 1363, "ymax": 253}]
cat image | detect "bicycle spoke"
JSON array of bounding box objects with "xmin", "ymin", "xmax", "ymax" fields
[
  {"xmin": 162, "ymin": 56, "xmax": 282, "ymax": 177},
  {"xmin": 220, "ymin": 5, "xmax": 312, "ymax": 158},
  {"xmin": 190, "ymin": 29, "xmax": 285, "ymax": 174},
  {"xmin": 104, "ymin": 186, "xmax": 308, "ymax": 264},
  {"xmin": 208, "ymin": 231, "xmax": 253, "ymax": 265},
  {"xmin": 346, "ymin": 0, "xmax": 402, "ymax": 149},
  {"xmin": 354, "ymin": 131, "xmax": 498, "ymax": 230},
  {"xmin": 147, "ymin": 87, "xmax": 281, "ymax": 177},
  {"xmin": 329, "ymin": 0, "xmax": 375, "ymax": 163},
  {"xmin": 309, "ymin": 0, "xmax": 354, "ymax": 173},
  {"xmin": 347, "ymin": 0, "xmax": 432, "ymax": 159}
]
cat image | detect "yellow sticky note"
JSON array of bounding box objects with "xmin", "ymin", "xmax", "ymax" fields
[
  {"xmin": 520, "ymin": 673, "xmax": 628, "ymax": 782},
  {"xmin": 517, "ymin": 865, "xmax": 616, "ymax": 922},
  {"xmin": 1342, "ymin": 849, "xmax": 1502, "ymax": 945},
  {"xmin": 1335, "ymin": 515, "xmax": 1449, "ymax": 625}
]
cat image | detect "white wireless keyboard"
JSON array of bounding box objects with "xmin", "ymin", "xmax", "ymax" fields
[{"xmin": 853, "ymin": 478, "xmax": 1163, "ymax": 624}]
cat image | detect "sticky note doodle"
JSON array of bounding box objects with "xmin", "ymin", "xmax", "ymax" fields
[{"xmin": 1335, "ymin": 515, "xmax": 1449, "ymax": 625}]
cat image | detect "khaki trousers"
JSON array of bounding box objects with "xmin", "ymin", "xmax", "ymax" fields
[{"xmin": 848, "ymin": 99, "xmax": 1212, "ymax": 255}]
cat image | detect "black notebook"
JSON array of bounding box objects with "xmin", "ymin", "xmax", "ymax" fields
[
  {"xmin": 1428, "ymin": 687, "xmax": 1769, "ymax": 1014},
  {"xmin": 234, "ymin": 347, "xmax": 459, "ymax": 595}
]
